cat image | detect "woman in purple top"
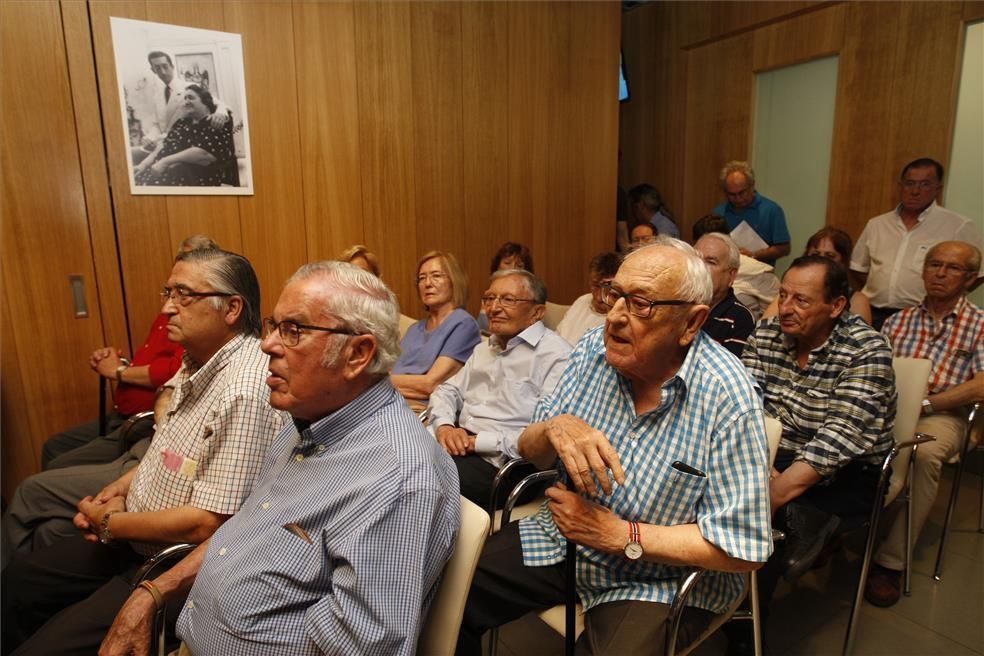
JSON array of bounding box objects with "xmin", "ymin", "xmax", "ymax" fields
[{"xmin": 391, "ymin": 251, "xmax": 481, "ymax": 408}]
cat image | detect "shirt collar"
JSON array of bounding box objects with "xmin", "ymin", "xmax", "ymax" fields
[
  {"xmin": 297, "ymin": 377, "xmax": 397, "ymax": 452},
  {"xmin": 918, "ymin": 295, "xmax": 966, "ymax": 321},
  {"xmin": 893, "ymin": 200, "xmax": 937, "ymax": 223},
  {"xmin": 490, "ymin": 320, "xmax": 547, "ymax": 353},
  {"xmin": 178, "ymin": 334, "xmax": 252, "ymax": 398},
  {"xmin": 709, "ymin": 289, "xmax": 738, "ymax": 319}
]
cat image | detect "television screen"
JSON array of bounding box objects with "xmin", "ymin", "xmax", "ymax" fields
[{"xmin": 619, "ymin": 52, "xmax": 630, "ymax": 102}]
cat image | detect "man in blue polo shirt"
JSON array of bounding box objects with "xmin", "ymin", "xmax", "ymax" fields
[{"xmin": 713, "ymin": 160, "xmax": 790, "ymax": 266}]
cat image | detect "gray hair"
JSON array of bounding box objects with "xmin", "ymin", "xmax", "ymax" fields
[
  {"xmin": 697, "ymin": 232, "xmax": 740, "ymax": 271},
  {"xmin": 719, "ymin": 160, "xmax": 755, "ymax": 189},
  {"xmin": 490, "ymin": 268, "xmax": 547, "ymax": 304},
  {"xmin": 176, "ymin": 234, "xmax": 220, "ymax": 257},
  {"xmin": 174, "ymin": 248, "xmax": 261, "ymax": 337},
  {"xmin": 624, "ymin": 237, "xmax": 713, "ymax": 305},
  {"xmin": 288, "ymin": 261, "xmax": 401, "ymax": 376}
]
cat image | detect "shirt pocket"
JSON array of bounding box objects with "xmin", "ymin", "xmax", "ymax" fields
[
  {"xmin": 911, "ymin": 244, "xmax": 930, "ymax": 273},
  {"xmin": 629, "ymin": 455, "xmax": 708, "ymax": 527}
]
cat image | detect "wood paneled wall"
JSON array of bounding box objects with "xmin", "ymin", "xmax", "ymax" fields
[
  {"xmin": 87, "ymin": 0, "xmax": 618, "ymax": 343},
  {"xmin": 1, "ymin": 0, "xmax": 619, "ymax": 492},
  {"xmin": 619, "ymin": 1, "xmax": 975, "ymax": 243}
]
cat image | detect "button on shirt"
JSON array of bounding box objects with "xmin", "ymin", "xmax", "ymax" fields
[
  {"xmin": 851, "ymin": 202, "xmax": 984, "ymax": 309},
  {"xmin": 126, "ymin": 334, "xmax": 285, "ymax": 556},
  {"xmin": 428, "ymin": 321, "xmax": 571, "ymax": 468},
  {"xmin": 177, "ymin": 379, "xmax": 460, "ymax": 656},
  {"xmin": 742, "ymin": 314, "xmax": 897, "ymax": 478},
  {"xmin": 882, "ymin": 297, "xmax": 984, "ymax": 394},
  {"xmin": 519, "ymin": 328, "xmax": 772, "ymax": 614}
]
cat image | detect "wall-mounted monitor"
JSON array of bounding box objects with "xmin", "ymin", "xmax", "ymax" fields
[{"xmin": 619, "ymin": 51, "xmax": 630, "ymax": 102}]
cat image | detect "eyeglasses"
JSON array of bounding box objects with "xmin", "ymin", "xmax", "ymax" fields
[
  {"xmin": 480, "ymin": 294, "xmax": 536, "ymax": 309},
  {"xmin": 416, "ymin": 273, "xmax": 448, "ymax": 285},
  {"xmin": 901, "ymin": 180, "xmax": 938, "ymax": 190},
  {"xmin": 925, "ymin": 261, "xmax": 973, "ymax": 276},
  {"xmin": 160, "ymin": 286, "xmax": 234, "ymax": 307},
  {"xmin": 599, "ymin": 283, "xmax": 691, "ymax": 319},
  {"xmin": 262, "ymin": 317, "xmax": 359, "ymax": 347}
]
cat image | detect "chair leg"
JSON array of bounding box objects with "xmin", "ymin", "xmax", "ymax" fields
[
  {"xmin": 844, "ymin": 490, "xmax": 888, "ymax": 655},
  {"xmin": 933, "ymin": 454, "xmax": 966, "ymax": 581},
  {"xmin": 903, "ymin": 447, "xmax": 915, "ymax": 596},
  {"xmin": 978, "ymin": 462, "xmax": 984, "ymax": 534},
  {"xmin": 750, "ymin": 570, "xmax": 763, "ymax": 656}
]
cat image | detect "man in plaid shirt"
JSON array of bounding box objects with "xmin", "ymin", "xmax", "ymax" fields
[
  {"xmin": 866, "ymin": 241, "xmax": 984, "ymax": 607},
  {"xmin": 738, "ymin": 255, "xmax": 896, "ymax": 650},
  {"xmin": 2, "ymin": 249, "xmax": 283, "ymax": 655}
]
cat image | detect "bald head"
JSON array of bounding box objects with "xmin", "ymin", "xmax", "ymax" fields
[{"xmin": 923, "ymin": 241, "xmax": 980, "ymax": 303}]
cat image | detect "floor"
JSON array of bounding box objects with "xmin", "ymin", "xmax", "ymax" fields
[{"xmin": 489, "ymin": 457, "xmax": 984, "ymax": 656}]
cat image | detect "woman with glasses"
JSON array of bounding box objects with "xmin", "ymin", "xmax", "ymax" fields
[
  {"xmin": 762, "ymin": 227, "xmax": 872, "ymax": 324},
  {"xmin": 391, "ymin": 251, "xmax": 481, "ymax": 410}
]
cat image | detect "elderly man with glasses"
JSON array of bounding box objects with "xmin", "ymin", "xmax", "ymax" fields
[
  {"xmin": 850, "ymin": 157, "xmax": 984, "ymax": 329},
  {"xmin": 865, "ymin": 241, "xmax": 984, "ymax": 607},
  {"xmin": 428, "ymin": 269, "xmax": 571, "ymax": 508},
  {"xmin": 456, "ymin": 240, "xmax": 772, "ymax": 655},
  {"xmin": 99, "ymin": 261, "xmax": 459, "ymax": 656},
  {"xmin": 2, "ymin": 248, "xmax": 284, "ymax": 656}
]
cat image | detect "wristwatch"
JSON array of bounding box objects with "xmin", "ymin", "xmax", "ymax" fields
[
  {"xmin": 921, "ymin": 398, "xmax": 934, "ymax": 416},
  {"xmin": 98, "ymin": 510, "xmax": 123, "ymax": 545},
  {"xmin": 115, "ymin": 357, "xmax": 131, "ymax": 384},
  {"xmin": 624, "ymin": 521, "xmax": 643, "ymax": 560}
]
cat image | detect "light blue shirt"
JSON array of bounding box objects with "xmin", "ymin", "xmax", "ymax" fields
[
  {"xmin": 519, "ymin": 327, "xmax": 772, "ymax": 613},
  {"xmin": 177, "ymin": 379, "xmax": 459, "ymax": 656},
  {"xmin": 428, "ymin": 321, "xmax": 571, "ymax": 468},
  {"xmin": 392, "ymin": 307, "xmax": 481, "ymax": 374}
]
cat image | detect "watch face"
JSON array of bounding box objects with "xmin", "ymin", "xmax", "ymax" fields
[{"xmin": 624, "ymin": 541, "xmax": 643, "ymax": 560}]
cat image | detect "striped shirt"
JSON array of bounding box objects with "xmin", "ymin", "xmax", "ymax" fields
[
  {"xmin": 701, "ymin": 289, "xmax": 755, "ymax": 357},
  {"xmin": 742, "ymin": 314, "xmax": 896, "ymax": 478},
  {"xmin": 126, "ymin": 334, "xmax": 284, "ymax": 555},
  {"xmin": 177, "ymin": 379, "xmax": 460, "ymax": 656},
  {"xmin": 518, "ymin": 328, "xmax": 772, "ymax": 614},
  {"xmin": 882, "ymin": 297, "xmax": 983, "ymax": 394}
]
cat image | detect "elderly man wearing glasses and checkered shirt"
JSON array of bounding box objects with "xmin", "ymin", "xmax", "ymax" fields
[
  {"xmin": 865, "ymin": 241, "xmax": 984, "ymax": 608},
  {"xmin": 2, "ymin": 249, "xmax": 285, "ymax": 656},
  {"xmin": 457, "ymin": 239, "xmax": 773, "ymax": 655}
]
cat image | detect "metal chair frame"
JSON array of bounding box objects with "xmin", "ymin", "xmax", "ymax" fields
[
  {"xmin": 933, "ymin": 402, "xmax": 984, "ymax": 581},
  {"xmin": 133, "ymin": 542, "xmax": 197, "ymax": 656}
]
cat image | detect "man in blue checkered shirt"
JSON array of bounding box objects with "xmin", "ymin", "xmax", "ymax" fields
[
  {"xmin": 457, "ymin": 240, "xmax": 773, "ymax": 654},
  {"xmin": 100, "ymin": 262, "xmax": 459, "ymax": 656},
  {"xmin": 736, "ymin": 255, "xmax": 896, "ymax": 651}
]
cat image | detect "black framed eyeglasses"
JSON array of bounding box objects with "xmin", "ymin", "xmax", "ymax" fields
[
  {"xmin": 262, "ymin": 317, "xmax": 359, "ymax": 347},
  {"xmin": 160, "ymin": 286, "xmax": 234, "ymax": 307},
  {"xmin": 599, "ymin": 283, "xmax": 691, "ymax": 319}
]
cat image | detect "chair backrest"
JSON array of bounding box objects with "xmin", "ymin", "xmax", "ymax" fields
[
  {"xmin": 764, "ymin": 416, "xmax": 782, "ymax": 469},
  {"xmin": 416, "ymin": 496, "xmax": 490, "ymax": 656},
  {"xmin": 542, "ymin": 302, "xmax": 570, "ymax": 330},
  {"xmin": 885, "ymin": 357, "xmax": 933, "ymax": 503},
  {"xmin": 398, "ymin": 313, "xmax": 416, "ymax": 339}
]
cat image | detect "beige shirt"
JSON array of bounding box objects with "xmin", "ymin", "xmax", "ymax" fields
[
  {"xmin": 555, "ymin": 293, "xmax": 607, "ymax": 346},
  {"xmin": 851, "ymin": 202, "xmax": 983, "ymax": 309},
  {"xmin": 734, "ymin": 254, "xmax": 780, "ymax": 321}
]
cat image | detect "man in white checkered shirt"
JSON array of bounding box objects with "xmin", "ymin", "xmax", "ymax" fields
[
  {"xmin": 458, "ymin": 240, "xmax": 773, "ymax": 654},
  {"xmin": 98, "ymin": 261, "xmax": 459, "ymax": 656},
  {"xmin": 2, "ymin": 249, "xmax": 284, "ymax": 655}
]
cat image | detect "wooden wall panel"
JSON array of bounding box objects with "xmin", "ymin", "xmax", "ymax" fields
[
  {"xmin": 461, "ymin": 2, "xmax": 510, "ymax": 311},
  {"xmin": 410, "ymin": 2, "xmax": 466, "ymax": 297},
  {"xmin": 682, "ymin": 33, "xmax": 755, "ymax": 228},
  {"xmin": 506, "ymin": 3, "xmax": 552, "ymax": 261},
  {"xmin": 966, "ymin": 1, "xmax": 984, "ymax": 21},
  {"xmin": 1, "ymin": 0, "xmax": 109, "ymax": 469},
  {"xmin": 355, "ymin": 1, "xmax": 419, "ymax": 315},
  {"xmin": 294, "ymin": 1, "xmax": 365, "ymax": 265},
  {"xmin": 2, "ymin": 293, "xmax": 36, "ymax": 500},
  {"xmin": 224, "ymin": 1, "xmax": 308, "ymax": 309},
  {"xmin": 61, "ymin": 0, "xmax": 129, "ymax": 356},
  {"xmin": 751, "ymin": 3, "xmax": 845, "ymax": 72},
  {"xmin": 88, "ymin": 1, "xmax": 176, "ymax": 341}
]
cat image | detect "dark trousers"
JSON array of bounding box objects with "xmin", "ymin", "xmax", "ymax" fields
[
  {"xmin": 456, "ymin": 522, "xmax": 716, "ymax": 656},
  {"xmin": 2, "ymin": 534, "xmax": 149, "ymax": 655},
  {"xmin": 41, "ymin": 412, "xmax": 128, "ymax": 470},
  {"xmin": 454, "ymin": 454, "xmax": 541, "ymax": 510},
  {"xmin": 758, "ymin": 450, "xmax": 881, "ymax": 614}
]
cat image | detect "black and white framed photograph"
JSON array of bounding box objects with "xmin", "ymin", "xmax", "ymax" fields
[{"xmin": 110, "ymin": 17, "xmax": 253, "ymax": 195}]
